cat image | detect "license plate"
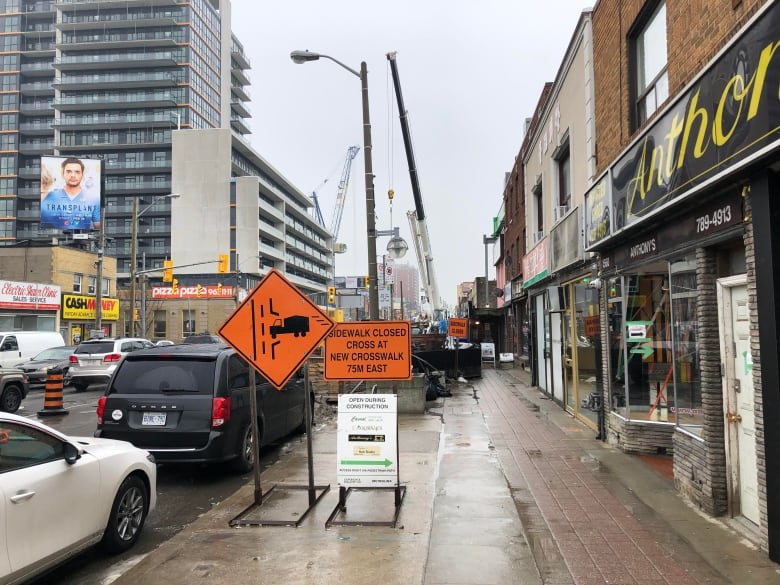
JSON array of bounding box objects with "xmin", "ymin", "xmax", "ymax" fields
[{"xmin": 142, "ymin": 413, "xmax": 166, "ymax": 426}]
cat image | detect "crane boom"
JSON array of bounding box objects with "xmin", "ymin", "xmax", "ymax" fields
[
  {"xmin": 330, "ymin": 145, "xmax": 360, "ymax": 242},
  {"xmin": 387, "ymin": 52, "xmax": 443, "ymax": 323}
]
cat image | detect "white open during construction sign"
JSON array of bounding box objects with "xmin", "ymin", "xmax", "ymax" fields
[{"xmin": 337, "ymin": 394, "xmax": 398, "ymax": 487}]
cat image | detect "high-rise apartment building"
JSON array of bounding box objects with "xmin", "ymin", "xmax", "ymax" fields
[{"xmin": 1, "ymin": 0, "xmax": 250, "ymax": 275}]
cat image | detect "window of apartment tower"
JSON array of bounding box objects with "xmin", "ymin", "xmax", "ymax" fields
[{"xmin": 633, "ymin": 1, "xmax": 668, "ymax": 126}]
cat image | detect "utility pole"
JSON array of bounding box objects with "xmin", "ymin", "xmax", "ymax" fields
[{"xmin": 94, "ymin": 206, "xmax": 105, "ymax": 335}]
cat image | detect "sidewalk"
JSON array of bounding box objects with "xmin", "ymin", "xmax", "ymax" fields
[{"xmin": 112, "ymin": 368, "xmax": 780, "ymax": 585}]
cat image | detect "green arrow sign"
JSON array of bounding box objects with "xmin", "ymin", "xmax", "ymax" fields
[
  {"xmin": 630, "ymin": 342, "xmax": 654, "ymax": 359},
  {"xmin": 340, "ymin": 458, "xmax": 393, "ymax": 467},
  {"xmin": 626, "ymin": 320, "xmax": 653, "ymax": 327}
]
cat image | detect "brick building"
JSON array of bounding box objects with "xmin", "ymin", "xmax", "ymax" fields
[{"xmin": 585, "ymin": 0, "xmax": 779, "ymax": 559}]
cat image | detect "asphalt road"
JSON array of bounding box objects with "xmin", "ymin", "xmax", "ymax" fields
[{"xmin": 16, "ymin": 385, "xmax": 303, "ymax": 585}]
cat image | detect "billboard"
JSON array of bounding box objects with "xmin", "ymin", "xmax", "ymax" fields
[{"xmin": 40, "ymin": 155, "xmax": 102, "ymax": 231}]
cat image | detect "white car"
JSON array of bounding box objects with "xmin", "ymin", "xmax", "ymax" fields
[{"xmin": 0, "ymin": 412, "xmax": 157, "ymax": 585}]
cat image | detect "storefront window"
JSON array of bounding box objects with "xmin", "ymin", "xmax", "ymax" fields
[
  {"xmin": 182, "ymin": 310, "xmax": 195, "ymax": 336},
  {"xmin": 566, "ymin": 282, "xmax": 601, "ymax": 428},
  {"xmin": 614, "ymin": 272, "xmax": 672, "ymax": 421},
  {"xmin": 607, "ymin": 278, "xmax": 625, "ymax": 413},
  {"xmin": 608, "ymin": 258, "xmax": 703, "ymax": 429},
  {"xmin": 669, "ymin": 255, "xmax": 702, "ymax": 433},
  {"xmin": 153, "ymin": 309, "xmax": 166, "ymax": 339}
]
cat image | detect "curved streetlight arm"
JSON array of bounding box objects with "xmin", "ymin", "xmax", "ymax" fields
[
  {"xmin": 290, "ymin": 50, "xmax": 360, "ymax": 78},
  {"xmin": 291, "ymin": 49, "xmax": 379, "ymax": 319}
]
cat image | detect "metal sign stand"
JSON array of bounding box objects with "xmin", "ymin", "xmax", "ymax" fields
[
  {"xmin": 325, "ymin": 394, "xmax": 406, "ymax": 528},
  {"xmin": 230, "ymin": 362, "xmax": 330, "ymax": 527}
]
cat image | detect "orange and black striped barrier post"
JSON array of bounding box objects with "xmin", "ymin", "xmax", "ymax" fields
[{"xmin": 38, "ymin": 366, "xmax": 69, "ymax": 417}]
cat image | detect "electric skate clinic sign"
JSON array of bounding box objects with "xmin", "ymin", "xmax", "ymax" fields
[{"xmin": 337, "ymin": 394, "xmax": 398, "ymax": 488}]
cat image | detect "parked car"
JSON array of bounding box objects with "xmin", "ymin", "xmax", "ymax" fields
[
  {"xmin": 0, "ymin": 412, "xmax": 156, "ymax": 585},
  {"xmin": 94, "ymin": 344, "xmax": 311, "ymax": 473},
  {"xmin": 0, "ymin": 331, "xmax": 66, "ymax": 368},
  {"xmin": 14, "ymin": 346, "xmax": 76, "ymax": 388},
  {"xmin": 155, "ymin": 340, "xmax": 175, "ymax": 347},
  {"xmin": 181, "ymin": 333, "xmax": 224, "ymax": 345},
  {"xmin": 0, "ymin": 369, "xmax": 30, "ymax": 413},
  {"xmin": 67, "ymin": 337, "xmax": 155, "ymax": 392}
]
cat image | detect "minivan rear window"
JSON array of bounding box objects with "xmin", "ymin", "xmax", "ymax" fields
[{"xmin": 108, "ymin": 358, "xmax": 217, "ymax": 395}]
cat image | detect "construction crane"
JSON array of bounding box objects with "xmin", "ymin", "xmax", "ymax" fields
[
  {"xmin": 310, "ymin": 145, "xmax": 360, "ymax": 254},
  {"xmin": 386, "ymin": 52, "xmax": 443, "ymax": 328}
]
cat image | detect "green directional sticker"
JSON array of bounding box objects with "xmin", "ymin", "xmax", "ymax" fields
[
  {"xmin": 340, "ymin": 458, "xmax": 393, "ymax": 467},
  {"xmin": 630, "ymin": 342, "xmax": 654, "ymax": 359}
]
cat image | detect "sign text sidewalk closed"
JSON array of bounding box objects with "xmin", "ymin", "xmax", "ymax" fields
[{"xmin": 324, "ymin": 320, "xmax": 411, "ymax": 380}]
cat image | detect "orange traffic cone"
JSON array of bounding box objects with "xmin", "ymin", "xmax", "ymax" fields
[{"xmin": 38, "ymin": 366, "xmax": 69, "ymax": 417}]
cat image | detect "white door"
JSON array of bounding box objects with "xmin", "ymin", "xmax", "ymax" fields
[{"xmin": 718, "ymin": 276, "xmax": 759, "ymax": 525}]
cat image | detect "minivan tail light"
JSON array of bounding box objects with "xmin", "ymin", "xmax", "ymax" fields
[
  {"xmin": 103, "ymin": 353, "xmax": 122, "ymax": 363},
  {"xmin": 211, "ymin": 397, "xmax": 231, "ymax": 428},
  {"xmin": 97, "ymin": 395, "xmax": 106, "ymax": 426}
]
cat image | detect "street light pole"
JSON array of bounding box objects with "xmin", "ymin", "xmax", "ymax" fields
[
  {"xmin": 360, "ymin": 61, "xmax": 379, "ymax": 320},
  {"xmin": 291, "ymin": 50, "xmax": 379, "ymax": 319},
  {"xmin": 483, "ymin": 234, "xmax": 497, "ymax": 308},
  {"xmin": 130, "ymin": 196, "xmax": 139, "ymax": 336},
  {"xmin": 130, "ymin": 193, "xmax": 179, "ymax": 336}
]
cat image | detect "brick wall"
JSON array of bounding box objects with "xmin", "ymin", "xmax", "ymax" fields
[
  {"xmin": 592, "ymin": 0, "xmax": 765, "ymax": 175},
  {"xmin": 672, "ymin": 248, "xmax": 728, "ymax": 515},
  {"xmin": 607, "ymin": 412, "xmax": 674, "ymax": 455},
  {"xmin": 744, "ymin": 192, "xmax": 768, "ymax": 553}
]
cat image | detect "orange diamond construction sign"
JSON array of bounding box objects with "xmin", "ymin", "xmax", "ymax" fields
[{"xmin": 218, "ymin": 269, "xmax": 335, "ymax": 390}]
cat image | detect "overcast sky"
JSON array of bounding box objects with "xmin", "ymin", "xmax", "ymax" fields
[{"xmin": 230, "ymin": 0, "xmax": 586, "ymax": 307}]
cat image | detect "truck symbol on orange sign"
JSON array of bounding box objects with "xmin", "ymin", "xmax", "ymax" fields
[{"xmin": 270, "ymin": 315, "xmax": 309, "ymax": 339}]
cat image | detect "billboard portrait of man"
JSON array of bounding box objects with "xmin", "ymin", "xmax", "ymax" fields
[{"xmin": 40, "ymin": 156, "xmax": 102, "ymax": 231}]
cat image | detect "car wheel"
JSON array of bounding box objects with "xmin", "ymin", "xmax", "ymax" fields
[
  {"xmin": 71, "ymin": 383, "xmax": 87, "ymax": 392},
  {"xmin": 232, "ymin": 422, "xmax": 261, "ymax": 474},
  {"xmin": 101, "ymin": 475, "xmax": 148, "ymax": 554},
  {"xmin": 0, "ymin": 384, "xmax": 23, "ymax": 413},
  {"xmin": 293, "ymin": 393, "xmax": 315, "ymax": 435}
]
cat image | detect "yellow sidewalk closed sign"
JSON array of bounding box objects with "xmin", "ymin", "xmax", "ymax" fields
[{"xmin": 324, "ymin": 320, "xmax": 411, "ymax": 381}]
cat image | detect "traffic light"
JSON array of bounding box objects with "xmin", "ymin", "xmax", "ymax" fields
[
  {"xmin": 162, "ymin": 259, "xmax": 173, "ymax": 282},
  {"xmin": 364, "ymin": 275, "xmax": 370, "ymax": 290},
  {"xmin": 132, "ymin": 308, "xmax": 139, "ymax": 321},
  {"xmin": 327, "ymin": 286, "xmax": 336, "ymax": 304},
  {"xmin": 217, "ymin": 253, "xmax": 229, "ymax": 274},
  {"xmin": 196, "ymin": 284, "xmax": 203, "ymax": 297},
  {"xmin": 171, "ymin": 278, "xmax": 179, "ymax": 294}
]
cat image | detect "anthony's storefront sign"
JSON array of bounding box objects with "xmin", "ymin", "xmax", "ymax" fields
[{"xmin": 62, "ymin": 294, "xmax": 120, "ymax": 321}]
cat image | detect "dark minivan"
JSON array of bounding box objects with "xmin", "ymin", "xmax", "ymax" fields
[{"xmin": 94, "ymin": 344, "xmax": 310, "ymax": 472}]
